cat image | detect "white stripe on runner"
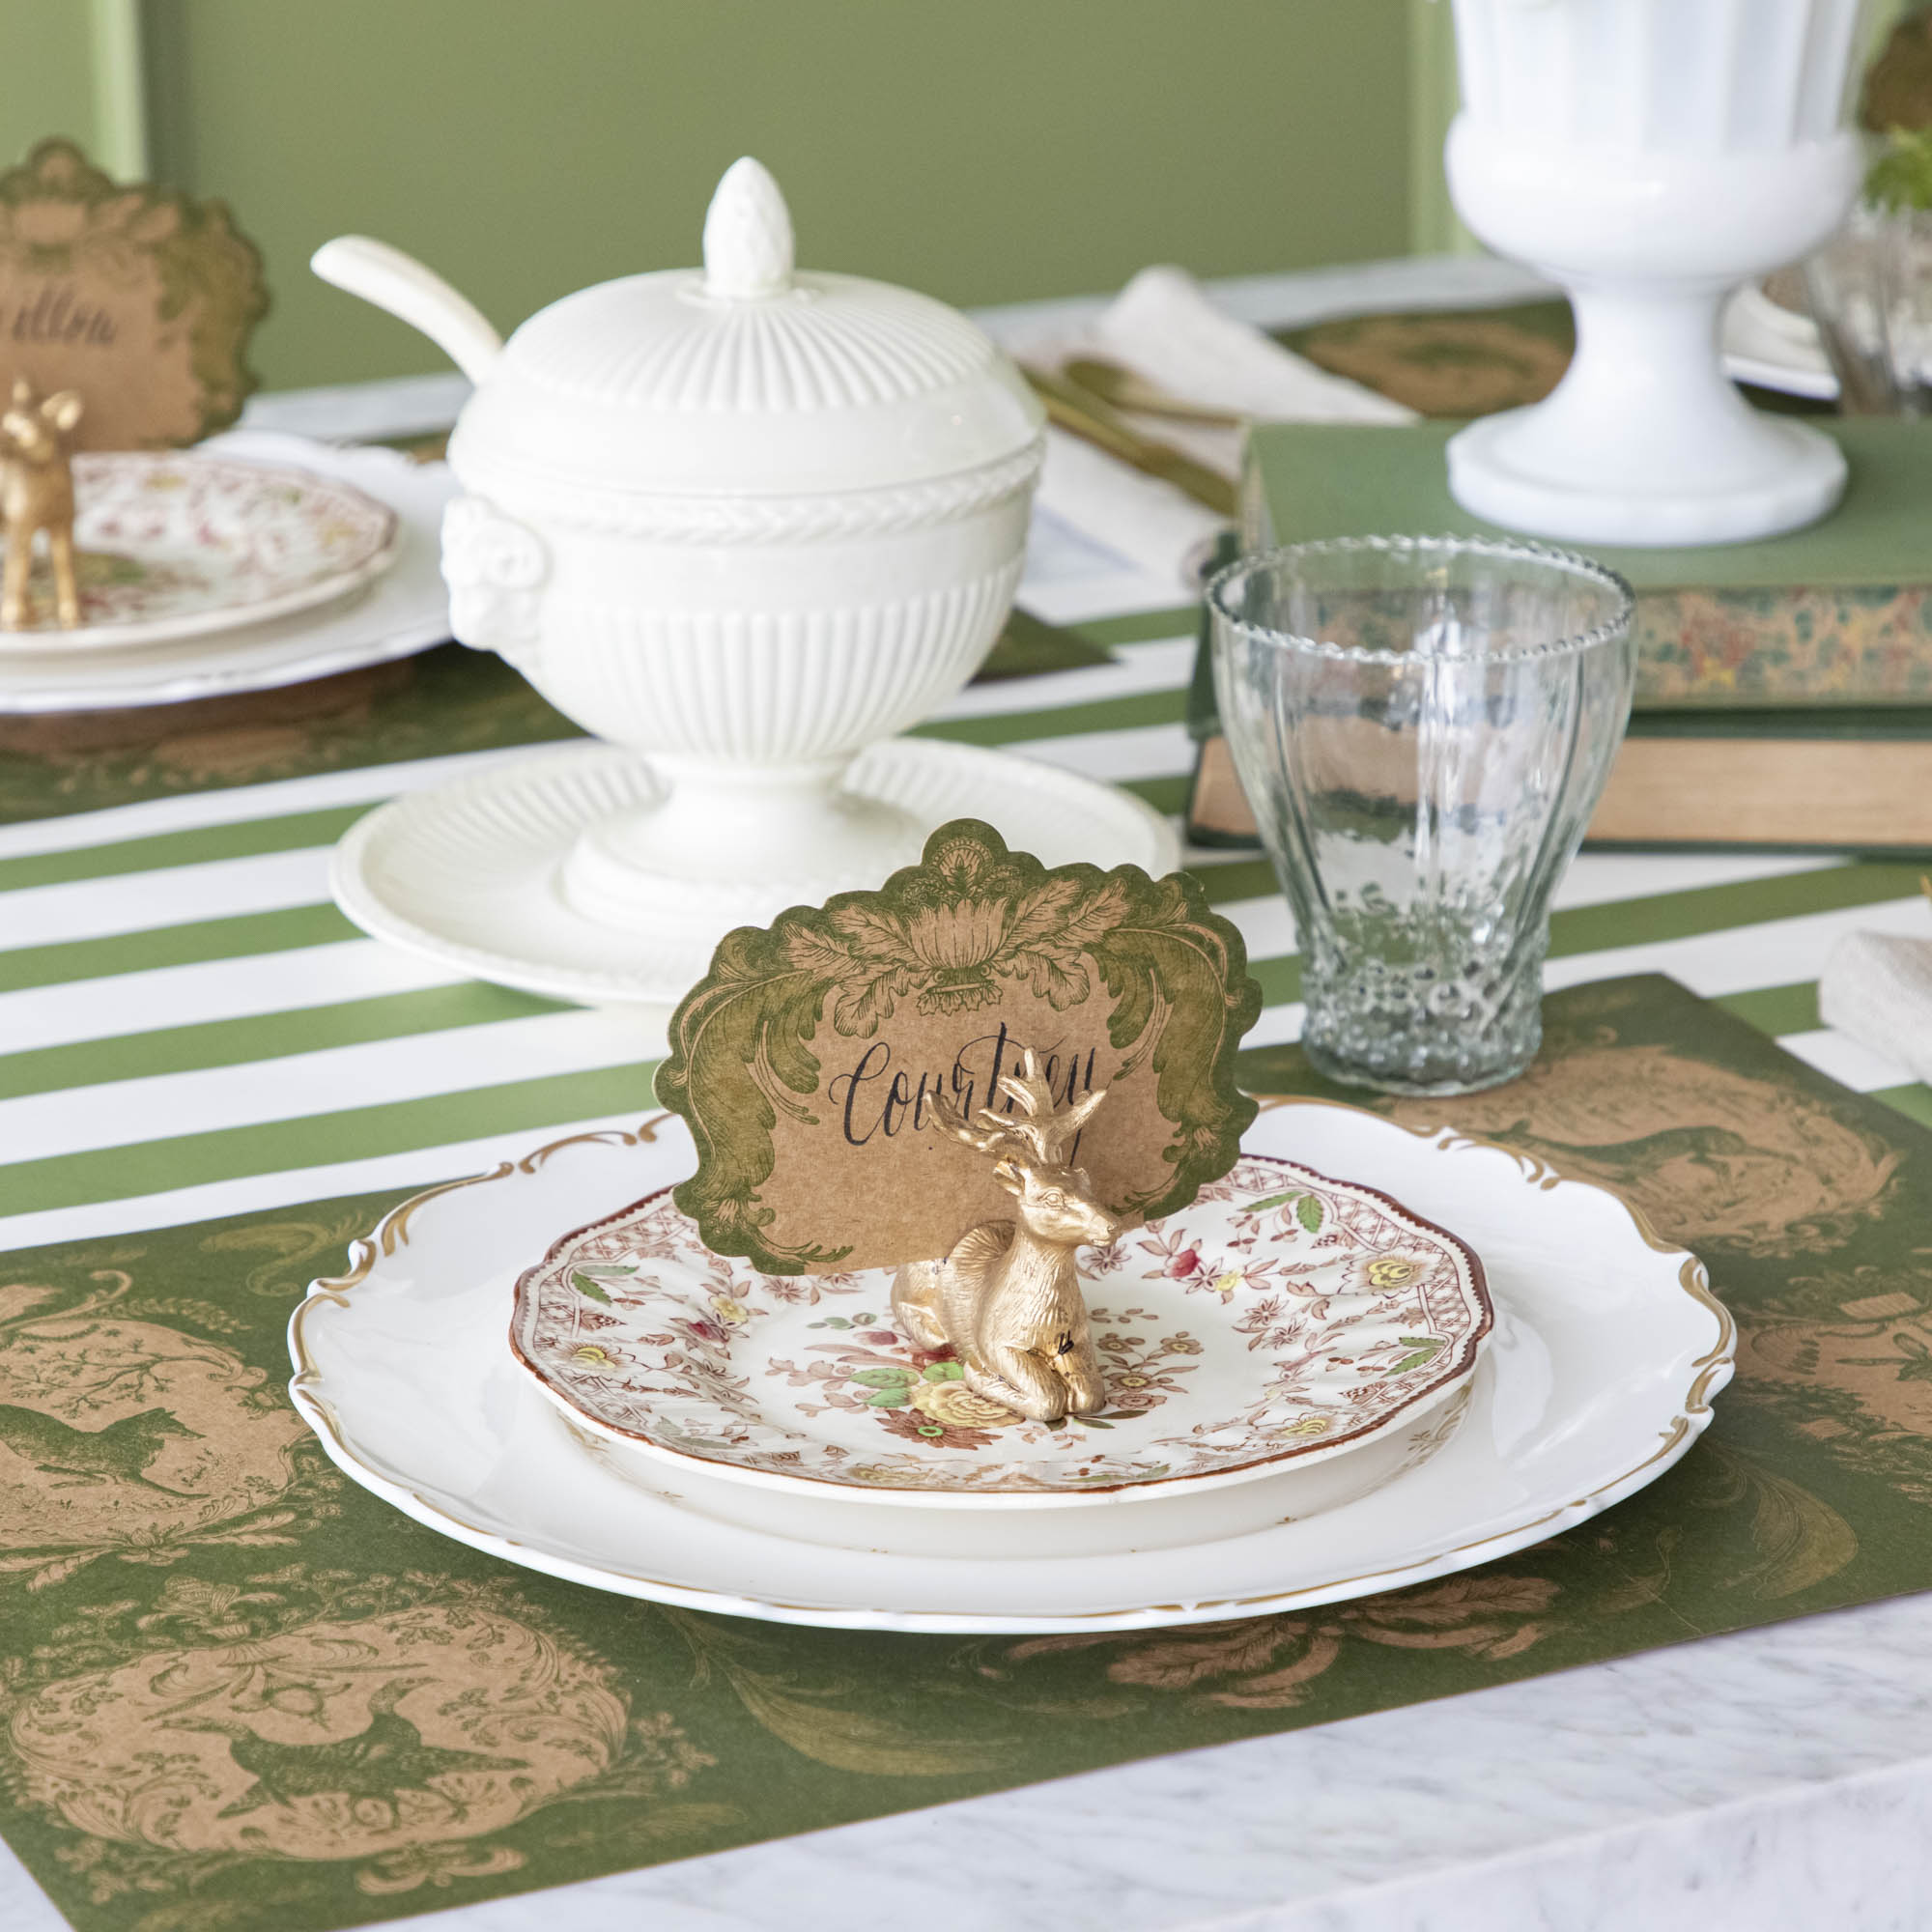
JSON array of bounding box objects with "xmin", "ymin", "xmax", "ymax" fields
[
  {"xmin": 1776, "ymin": 1028, "xmax": 1917, "ymax": 1092},
  {"xmin": 0, "ymin": 1006, "xmax": 660, "ymax": 1164},
  {"xmin": 1248, "ymin": 1001, "xmax": 1305, "ymax": 1051},
  {"xmin": 0, "ymin": 1106, "xmax": 650, "ymax": 1256},
  {"xmin": 1019, "ymin": 573, "xmax": 1188, "ymax": 626},
  {"xmin": 0, "ymin": 848, "xmax": 333, "ymax": 952},
  {"xmin": 1219, "ymin": 895, "xmax": 1295, "ymax": 962},
  {"xmin": 1541, "ymin": 895, "xmax": 1932, "ymax": 999},
  {"xmin": 0, "ymin": 939, "xmax": 464, "ymax": 1058},
  {"xmin": 0, "ymin": 743, "xmax": 549, "ymax": 862},
  {"xmin": 1179, "ymin": 843, "xmax": 1261, "ymax": 868},
  {"xmin": 1193, "ymin": 1008, "xmax": 1914, "ymax": 1095},
  {"xmin": 1015, "ymin": 721, "xmax": 1195, "ymax": 783},
  {"xmin": 1555, "ymin": 850, "xmax": 1845, "ymax": 904},
  {"xmin": 1209, "ymin": 852, "xmax": 1850, "ymax": 970},
  {"xmin": 932, "ymin": 637, "xmax": 1194, "ymax": 720}
]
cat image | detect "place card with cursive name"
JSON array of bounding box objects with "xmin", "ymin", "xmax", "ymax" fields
[
  {"xmin": 656, "ymin": 818, "xmax": 1263, "ymax": 1273},
  {"xmin": 0, "ymin": 138, "xmax": 268, "ymax": 449}
]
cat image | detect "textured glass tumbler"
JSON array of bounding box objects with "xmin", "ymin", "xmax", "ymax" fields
[
  {"xmin": 1804, "ymin": 202, "xmax": 1932, "ymax": 416},
  {"xmin": 1210, "ymin": 537, "xmax": 1636, "ymax": 1095}
]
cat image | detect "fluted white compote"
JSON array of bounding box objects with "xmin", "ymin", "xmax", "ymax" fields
[{"xmin": 1445, "ymin": 0, "xmax": 1868, "ymax": 546}]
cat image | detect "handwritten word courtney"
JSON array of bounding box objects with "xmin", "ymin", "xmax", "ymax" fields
[{"xmin": 826, "ymin": 1022, "xmax": 1100, "ymax": 1150}]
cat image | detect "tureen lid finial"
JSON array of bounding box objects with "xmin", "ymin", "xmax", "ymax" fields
[{"xmin": 702, "ymin": 156, "xmax": 795, "ymax": 300}]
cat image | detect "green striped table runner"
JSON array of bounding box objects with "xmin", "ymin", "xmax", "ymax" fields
[{"xmin": 1, "ymin": 593, "xmax": 1928, "ymax": 1249}]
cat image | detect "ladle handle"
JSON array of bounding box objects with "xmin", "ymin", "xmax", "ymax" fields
[{"xmin": 310, "ymin": 236, "xmax": 502, "ymax": 384}]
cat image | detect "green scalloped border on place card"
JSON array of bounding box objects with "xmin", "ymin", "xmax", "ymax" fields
[{"xmin": 654, "ymin": 818, "xmax": 1263, "ymax": 1275}]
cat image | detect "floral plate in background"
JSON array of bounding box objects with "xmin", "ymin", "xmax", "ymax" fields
[{"xmin": 0, "ymin": 451, "xmax": 398, "ymax": 651}]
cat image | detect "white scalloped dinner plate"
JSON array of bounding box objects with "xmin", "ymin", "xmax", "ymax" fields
[{"xmin": 288, "ymin": 1099, "xmax": 1730, "ymax": 1634}]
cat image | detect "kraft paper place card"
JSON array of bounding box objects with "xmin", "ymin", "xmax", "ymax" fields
[
  {"xmin": 656, "ymin": 819, "xmax": 1263, "ymax": 1273},
  {"xmin": 0, "ymin": 138, "xmax": 268, "ymax": 448}
]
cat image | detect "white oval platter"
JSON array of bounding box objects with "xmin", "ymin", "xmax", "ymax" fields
[
  {"xmin": 506, "ymin": 1153, "xmax": 1492, "ymax": 1556},
  {"xmin": 288, "ymin": 1099, "xmax": 1730, "ymax": 1634},
  {"xmin": 0, "ymin": 449, "xmax": 398, "ymax": 652}
]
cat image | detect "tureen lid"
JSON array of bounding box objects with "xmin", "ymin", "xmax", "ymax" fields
[{"xmin": 452, "ymin": 157, "xmax": 1043, "ymax": 499}]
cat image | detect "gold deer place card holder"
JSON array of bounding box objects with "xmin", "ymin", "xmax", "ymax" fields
[
  {"xmin": 501, "ymin": 820, "xmax": 1500, "ymax": 1560},
  {"xmin": 0, "ymin": 377, "xmax": 83, "ymax": 628}
]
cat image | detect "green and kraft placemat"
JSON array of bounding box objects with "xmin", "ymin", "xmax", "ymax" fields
[
  {"xmin": 2, "ymin": 970, "xmax": 1931, "ymax": 1930},
  {"xmin": 1279, "ymin": 297, "xmax": 1833, "ymax": 421}
]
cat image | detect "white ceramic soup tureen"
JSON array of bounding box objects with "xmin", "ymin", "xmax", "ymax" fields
[{"xmin": 312, "ymin": 159, "xmax": 1052, "ymax": 965}]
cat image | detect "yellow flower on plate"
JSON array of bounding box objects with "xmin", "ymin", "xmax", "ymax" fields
[
  {"xmin": 1210, "ymin": 1269, "xmax": 1243, "ymax": 1299},
  {"xmin": 710, "ymin": 1296, "xmax": 752, "ymax": 1325},
  {"xmin": 573, "ymin": 1344, "xmax": 611, "ymax": 1365},
  {"xmin": 846, "ymin": 1463, "xmax": 914, "ymax": 1487},
  {"xmin": 1274, "ymin": 1415, "xmax": 1332, "ymax": 1437},
  {"xmin": 908, "ymin": 1378, "xmax": 1020, "ymax": 1431},
  {"xmin": 1365, "ymin": 1255, "xmax": 1422, "ymax": 1291}
]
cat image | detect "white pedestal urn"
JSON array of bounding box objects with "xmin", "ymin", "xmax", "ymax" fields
[{"xmin": 1444, "ymin": 0, "xmax": 1868, "ymax": 547}]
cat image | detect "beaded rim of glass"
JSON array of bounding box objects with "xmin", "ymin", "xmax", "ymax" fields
[{"xmin": 1207, "ymin": 533, "xmax": 1636, "ymax": 669}]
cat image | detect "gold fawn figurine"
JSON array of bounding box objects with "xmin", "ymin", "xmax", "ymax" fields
[
  {"xmin": 0, "ymin": 378, "xmax": 84, "ymax": 630},
  {"xmin": 892, "ymin": 1049, "xmax": 1125, "ymax": 1424}
]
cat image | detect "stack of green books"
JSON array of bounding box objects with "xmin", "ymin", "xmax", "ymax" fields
[{"xmin": 1190, "ymin": 418, "xmax": 1932, "ymax": 855}]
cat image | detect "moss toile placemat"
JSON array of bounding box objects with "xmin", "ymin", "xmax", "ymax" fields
[
  {"xmin": 1279, "ymin": 296, "xmax": 1833, "ymax": 420},
  {"xmin": 2, "ymin": 970, "xmax": 1929, "ymax": 1931}
]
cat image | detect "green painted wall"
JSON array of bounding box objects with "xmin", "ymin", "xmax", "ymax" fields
[
  {"xmin": 0, "ymin": 7, "xmax": 111, "ymax": 173},
  {"xmin": 125, "ymin": 0, "xmax": 1412, "ymax": 392}
]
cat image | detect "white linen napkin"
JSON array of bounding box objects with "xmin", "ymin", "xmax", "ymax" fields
[
  {"xmin": 1095, "ymin": 266, "xmax": 1418, "ymax": 429},
  {"xmin": 1819, "ymin": 916, "xmax": 1932, "ymax": 1085},
  {"xmin": 1013, "ymin": 266, "xmax": 1416, "ymax": 588}
]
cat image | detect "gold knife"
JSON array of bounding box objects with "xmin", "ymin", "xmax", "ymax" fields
[{"xmin": 1023, "ymin": 365, "xmax": 1238, "ymax": 518}]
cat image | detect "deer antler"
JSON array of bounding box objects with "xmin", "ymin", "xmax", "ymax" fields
[
  {"xmin": 992, "ymin": 1048, "xmax": 1107, "ymax": 1166},
  {"xmin": 927, "ymin": 1087, "xmax": 1020, "ymax": 1155},
  {"xmin": 928, "ymin": 1048, "xmax": 1108, "ymax": 1168}
]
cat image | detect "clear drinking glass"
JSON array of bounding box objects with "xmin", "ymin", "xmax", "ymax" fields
[
  {"xmin": 1209, "ymin": 536, "xmax": 1636, "ymax": 1095},
  {"xmin": 1804, "ymin": 202, "xmax": 1932, "ymax": 415}
]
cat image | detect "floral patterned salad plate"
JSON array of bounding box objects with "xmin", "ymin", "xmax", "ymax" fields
[
  {"xmin": 289, "ymin": 1099, "xmax": 1732, "ymax": 1634},
  {"xmin": 0, "ymin": 449, "xmax": 398, "ymax": 651},
  {"xmin": 0, "ymin": 434, "xmax": 454, "ymax": 713},
  {"xmin": 507, "ymin": 1156, "xmax": 1492, "ymax": 1557}
]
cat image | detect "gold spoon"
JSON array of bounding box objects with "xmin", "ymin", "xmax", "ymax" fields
[
  {"xmin": 1022, "ymin": 365, "xmax": 1238, "ymax": 518},
  {"xmin": 1063, "ymin": 355, "xmax": 1249, "ymax": 428}
]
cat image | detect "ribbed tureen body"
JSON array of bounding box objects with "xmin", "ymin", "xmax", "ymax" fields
[{"xmin": 439, "ymin": 157, "xmax": 1046, "ymax": 767}]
